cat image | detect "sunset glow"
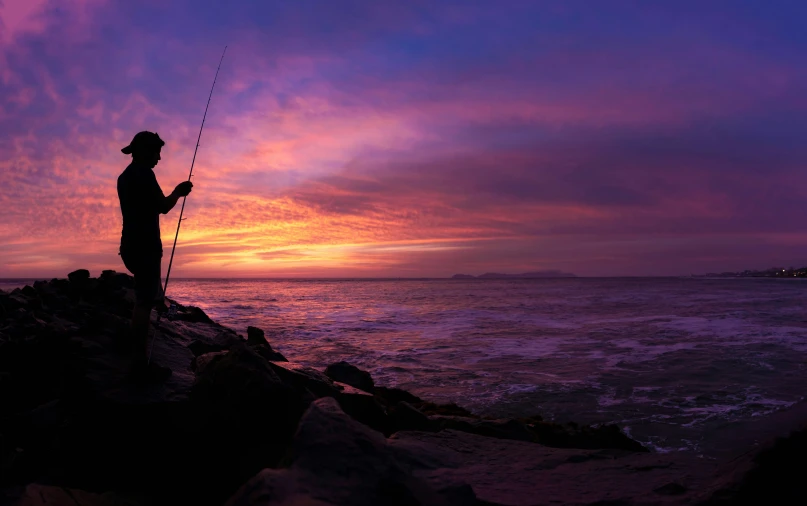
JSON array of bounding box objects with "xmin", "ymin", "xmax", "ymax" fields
[{"xmin": 2, "ymin": 0, "xmax": 807, "ymax": 277}]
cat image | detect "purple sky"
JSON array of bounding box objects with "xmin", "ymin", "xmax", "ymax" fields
[{"xmin": 2, "ymin": 0, "xmax": 807, "ymax": 277}]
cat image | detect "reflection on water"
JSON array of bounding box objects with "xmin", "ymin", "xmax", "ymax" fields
[{"xmin": 6, "ymin": 276, "xmax": 807, "ymax": 454}]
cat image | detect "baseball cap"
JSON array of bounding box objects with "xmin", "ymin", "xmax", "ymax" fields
[{"xmin": 121, "ymin": 131, "xmax": 165, "ymax": 155}]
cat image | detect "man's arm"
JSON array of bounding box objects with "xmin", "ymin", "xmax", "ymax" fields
[
  {"xmin": 160, "ymin": 191, "xmax": 182, "ymax": 215},
  {"xmin": 151, "ymin": 174, "xmax": 193, "ymax": 214}
]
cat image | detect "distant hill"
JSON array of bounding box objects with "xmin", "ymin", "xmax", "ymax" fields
[{"xmin": 451, "ymin": 270, "xmax": 577, "ymax": 279}]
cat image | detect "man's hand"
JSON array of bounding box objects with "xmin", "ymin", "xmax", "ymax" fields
[{"xmin": 173, "ymin": 181, "xmax": 193, "ymax": 197}]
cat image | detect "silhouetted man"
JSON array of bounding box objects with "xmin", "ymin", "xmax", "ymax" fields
[{"xmin": 117, "ymin": 131, "xmax": 192, "ymax": 382}]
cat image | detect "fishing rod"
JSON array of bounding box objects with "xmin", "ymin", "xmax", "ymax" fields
[
  {"xmin": 148, "ymin": 46, "xmax": 227, "ymax": 365},
  {"xmin": 164, "ymin": 45, "xmax": 227, "ymax": 299}
]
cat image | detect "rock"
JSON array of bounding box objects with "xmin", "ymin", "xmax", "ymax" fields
[
  {"xmin": 190, "ymin": 350, "xmax": 229, "ymax": 374},
  {"xmin": 389, "ymin": 401, "xmax": 434, "ymax": 432},
  {"xmin": 190, "ymin": 344, "xmax": 312, "ymax": 500},
  {"xmin": 374, "ymin": 386, "xmax": 424, "ymax": 406},
  {"xmin": 20, "ymin": 285, "xmax": 37, "ymax": 298},
  {"xmin": 335, "ymin": 384, "xmax": 392, "ymax": 435},
  {"xmin": 246, "ymin": 325, "xmax": 267, "ymax": 345},
  {"xmin": 325, "ymin": 361, "xmax": 375, "ymax": 393},
  {"xmin": 5, "ymin": 294, "xmax": 32, "ymax": 312},
  {"xmin": 426, "ymin": 414, "xmax": 647, "ymax": 451},
  {"xmin": 389, "ymin": 429, "xmax": 713, "ymax": 506},
  {"xmin": 429, "ymin": 416, "xmax": 533, "ymax": 443},
  {"xmin": 175, "ymin": 305, "xmax": 214, "ymax": 324},
  {"xmin": 2, "ymin": 483, "xmax": 142, "ymax": 505},
  {"xmin": 528, "ymin": 419, "xmax": 649, "ymax": 452},
  {"xmin": 99, "ymin": 269, "xmax": 117, "ymax": 280},
  {"xmin": 267, "ymin": 361, "xmax": 340, "ymax": 398},
  {"xmin": 701, "ymin": 422, "xmax": 807, "ymax": 505},
  {"xmin": 252, "ymin": 343, "xmax": 288, "ymax": 362},
  {"xmin": 243, "ymin": 326, "xmax": 288, "ymax": 361},
  {"xmin": 187, "ymin": 339, "xmax": 229, "ymax": 357},
  {"xmin": 225, "ymin": 398, "xmax": 477, "ymax": 506},
  {"xmin": 416, "ymin": 401, "xmax": 474, "ymax": 417},
  {"xmin": 67, "ymin": 269, "xmax": 91, "ymax": 284}
]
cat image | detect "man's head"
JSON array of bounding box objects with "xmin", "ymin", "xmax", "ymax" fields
[{"xmin": 121, "ymin": 131, "xmax": 165, "ymax": 168}]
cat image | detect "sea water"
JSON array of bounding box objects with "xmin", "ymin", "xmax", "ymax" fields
[{"xmin": 4, "ymin": 276, "xmax": 807, "ymax": 454}]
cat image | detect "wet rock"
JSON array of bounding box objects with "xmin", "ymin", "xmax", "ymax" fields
[
  {"xmin": 67, "ymin": 269, "xmax": 91, "ymax": 284},
  {"xmin": 243, "ymin": 326, "xmax": 288, "ymax": 361},
  {"xmin": 175, "ymin": 305, "xmax": 214, "ymax": 324},
  {"xmin": 389, "ymin": 429, "xmax": 710, "ymax": 506},
  {"xmin": 335, "ymin": 384, "xmax": 391, "ymax": 435},
  {"xmin": 267, "ymin": 361, "xmax": 340, "ymax": 398},
  {"xmin": 246, "ymin": 325, "xmax": 267, "ymax": 345},
  {"xmin": 416, "ymin": 401, "xmax": 475, "ymax": 417},
  {"xmin": 430, "ymin": 416, "xmax": 535, "ymax": 443},
  {"xmin": 374, "ymin": 386, "xmax": 424, "ymax": 406},
  {"xmin": 225, "ymin": 398, "xmax": 477, "ymax": 506},
  {"xmin": 252, "ymin": 343, "xmax": 288, "ymax": 362},
  {"xmin": 389, "ymin": 401, "xmax": 434, "ymax": 432},
  {"xmin": 325, "ymin": 360, "xmax": 375, "ymax": 393},
  {"xmin": 527, "ymin": 419, "xmax": 649, "ymax": 452}
]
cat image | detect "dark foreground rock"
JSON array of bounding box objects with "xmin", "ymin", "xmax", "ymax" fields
[
  {"xmin": 226, "ymin": 398, "xmax": 477, "ymax": 506},
  {"xmin": 324, "ymin": 360, "xmax": 375, "ymax": 392},
  {"xmin": 2, "ymin": 271, "xmax": 806, "ymax": 505}
]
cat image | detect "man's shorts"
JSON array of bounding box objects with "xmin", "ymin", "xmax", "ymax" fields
[{"xmin": 120, "ymin": 250, "xmax": 163, "ymax": 306}]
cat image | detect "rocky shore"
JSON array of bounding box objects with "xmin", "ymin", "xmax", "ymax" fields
[{"xmin": 0, "ymin": 271, "xmax": 805, "ymax": 505}]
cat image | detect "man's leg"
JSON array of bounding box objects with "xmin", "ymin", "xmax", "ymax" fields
[{"xmin": 131, "ymin": 301, "xmax": 152, "ymax": 365}]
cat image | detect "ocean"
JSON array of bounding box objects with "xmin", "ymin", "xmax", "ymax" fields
[{"xmin": 4, "ymin": 276, "xmax": 807, "ymax": 455}]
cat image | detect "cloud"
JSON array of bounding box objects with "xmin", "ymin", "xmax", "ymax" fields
[{"xmin": 2, "ymin": 0, "xmax": 807, "ymax": 277}]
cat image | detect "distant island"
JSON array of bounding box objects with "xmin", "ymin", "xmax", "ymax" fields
[
  {"xmin": 693, "ymin": 266, "xmax": 807, "ymax": 278},
  {"xmin": 451, "ymin": 270, "xmax": 577, "ymax": 279}
]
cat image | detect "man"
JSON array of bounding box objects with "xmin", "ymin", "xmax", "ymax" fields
[{"xmin": 117, "ymin": 131, "xmax": 193, "ymax": 382}]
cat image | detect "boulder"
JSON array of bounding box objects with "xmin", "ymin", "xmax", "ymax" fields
[
  {"xmin": 246, "ymin": 325, "xmax": 267, "ymax": 345},
  {"xmin": 189, "ymin": 344, "xmax": 312, "ymax": 501},
  {"xmin": 389, "ymin": 429, "xmax": 712, "ymax": 506},
  {"xmin": 389, "ymin": 401, "xmax": 434, "ymax": 433},
  {"xmin": 334, "ymin": 383, "xmax": 392, "ymax": 435},
  {"xmin": 374, "ymin": 386, "xmax": 424, "ymax": 406},
  {"xmin": 67, "ymin": 269, "xmax": 91, "ymax": 284},
  {"xmin": 225, "ymin": 398, "xmax": 477, "ymax": 506},
  {"xmin": 325, "ymin": 361, "xmax": 375, "ymax": 393},
  {"xmin": 416, "ymin": 401, "xmax": 475, "ymax": 417},
  {"xmin": 21, "ymin": 285, "xmax": 38, "ymax": 298},
  {"xmin": 701, "ymin": 422, "xmax": 807, "ymax": 505},
  {"xmin": 527, "ymin": 419, "xmax": 649, "ymax": 452},
  {"xmin": 267, "ymin": 361, "xmax": 340, "ymax": 398},
  {"xmin": 244, "ymin": 326, "xmax": 288, "ymax": 361},
  {"xmin": 175, "ymin": 305, "xmax": 214, "ymax": 324},
  {"xmin": 252, "ymin": 344, "xmax": 288, "ymax": 362},
  {"xmin": 190, "ymin": 350, "xmax": 229, "ymax": 374}
]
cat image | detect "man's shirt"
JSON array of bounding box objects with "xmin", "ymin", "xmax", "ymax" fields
[{"xmin": 117, "ymin": 162, "xmax": 164, "ymax": 257}]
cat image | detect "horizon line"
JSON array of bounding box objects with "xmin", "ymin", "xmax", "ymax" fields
[{"xmin": 0, "ymin": 275, "xmax": 772, "ymax": 281}]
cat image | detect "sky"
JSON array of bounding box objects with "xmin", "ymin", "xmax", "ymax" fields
[{"xmin": 2, "ymin": 0, "xmax": 807, "ymax": 278}]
